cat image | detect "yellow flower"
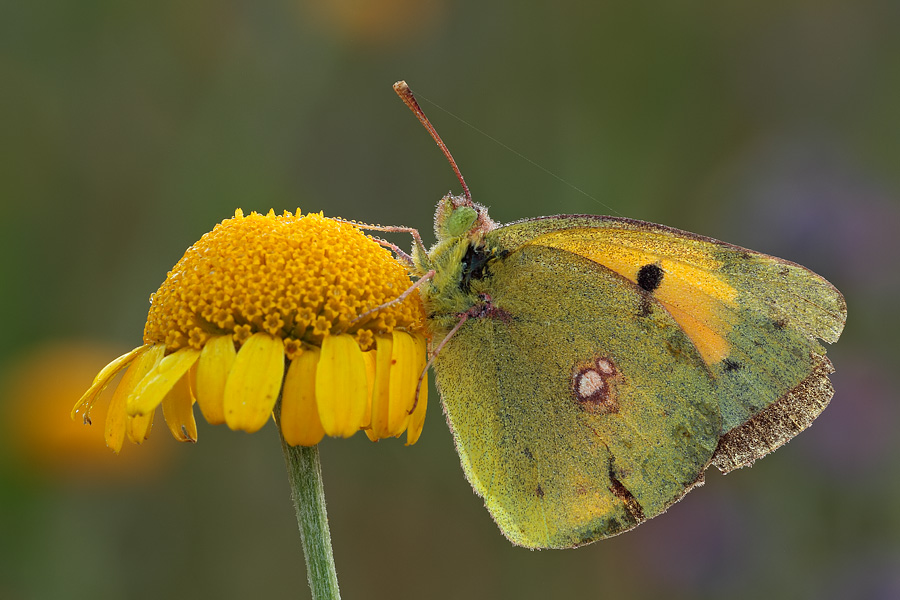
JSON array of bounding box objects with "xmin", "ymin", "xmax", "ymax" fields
[{"xmin": 72, "ymin": 209, "xmax": 429, "ymax": 453}]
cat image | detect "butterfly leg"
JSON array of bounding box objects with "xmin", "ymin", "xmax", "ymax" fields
[
  {"xmin": 369, "ymin": 236, "xmax": 414, "ymax": 267},
  {"xmin": 409, "ymin": 294, "xmax": 509, "ymax": 414},
  {"xmin": 349, "ymin": 270, "xmax": 436, "ymax": 329},
  {"xmin": 335, "ymin": 218, "xmax": 428, "ymax": 264}
]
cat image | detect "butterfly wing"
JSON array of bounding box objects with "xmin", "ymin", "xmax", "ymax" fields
[
  {"xmin": 434, "ymin": 242, "xmax": 722, "ymax": 548},
  {"xmin": 496, "ymin": 215, "xmax": 846, "ymax": 470},
  {"xmin": 431, "ymin": 215, "xmax": 845, "ymax": 549}
]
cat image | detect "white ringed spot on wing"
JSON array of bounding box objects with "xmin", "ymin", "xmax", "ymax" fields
[{"xmin": 570, "ymin": 356, "xmax": 622, "ymax": 414}]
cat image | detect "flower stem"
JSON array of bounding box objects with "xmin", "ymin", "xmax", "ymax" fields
[{"xmin": 278, "ymin": 429, "xmax": 341, "ymax": 600}]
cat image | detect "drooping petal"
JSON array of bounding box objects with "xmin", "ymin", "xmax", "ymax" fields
[
  {"xmin": 162, "ymin": 371, "xmax": 198, "ymax": 442},
  {"xmin": 281, "ymin": 347, "xmax": 324, "ymax": 446},
  {"xmin": 127, "ymin": 348, "xmax": 201, "ymax": 417},
  {"xmin": 105, "ymin": 392, "xmax": 128, "ymax": 453},
  {"xmin": 406, "ymin": 333, "xmax": 429, "ymax": 446},
  {"xmin": 387, "ymin": 331, "xmax": 418, "ymax": 436},
  {"xmin": 223, "ymin": 333, "xmax": 285, "ymax": 433},
  {"xmin": 368, "ymin": 334, "xmax": 393, "ymax": 439},
  {"xmin": 105, "ymin": 344, "xmax": 165, "ymax": 453},
  {"xmin": 72, "ymin": 345, "xmax": 148, "ymax": 424},
  {"xmin": 195, "ymin": 334, "xmax": 237, "ymax": 425},
  {"xmin": 316, "ymin": 334, "xmax": 368, "ymax": 438},
  {"xmin": 127, "ymin": 411, "xmax": 155, "ymax": 444}
]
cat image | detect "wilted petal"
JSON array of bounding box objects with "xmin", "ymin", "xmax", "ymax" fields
[
  {"xmin": 105, "ymin": 344, "xmax": 165, "ymax": 453},
  {"xmin": 127, "ymin": 349, "xmax": 201, "ymax": 417},
  {"xmin": 162, "ymin": 371, "xmax": 198, "ymax": 443},
  {"xmin": 126, "ymin": 411, "xmax": 155, "ymax": 444},
  {"xmin": 72, "ymin": 345, "xmax": 148, "ymax": 424}
]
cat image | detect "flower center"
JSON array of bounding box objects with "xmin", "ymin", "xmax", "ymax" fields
[{"xmin": 143, "ymin": 209, "xmax": 425, "ymax": 357}]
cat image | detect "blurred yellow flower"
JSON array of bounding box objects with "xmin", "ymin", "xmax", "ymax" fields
[
  {"xmin": 3, "ymin": 341, "xmax": 169, "ymax": 474},
  {"xmin": 301, "ymin": 0, "xmax": 446, "ymax": 47},
  {"xmin": 72, "ymin": 209, "xmax": 429, "ymax": 453}
]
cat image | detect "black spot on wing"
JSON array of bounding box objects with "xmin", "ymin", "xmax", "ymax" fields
[{"xmin": 637, "ymin": 263, "xmax": 664, "ymax": 292}]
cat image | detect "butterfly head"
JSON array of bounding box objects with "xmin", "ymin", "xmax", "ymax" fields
[{"xmin": 434, "ymin": 193, "xmax": 495, "ymax": 242}]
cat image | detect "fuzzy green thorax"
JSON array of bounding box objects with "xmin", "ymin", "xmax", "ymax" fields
[{"xmin": 414, "ymin": 196, "xmax": 500, "ymax": 334}]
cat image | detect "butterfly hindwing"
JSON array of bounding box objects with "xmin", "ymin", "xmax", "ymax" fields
[{"xmin": 434, "ymin": 243, "xmax": 721, "ymax": 548}]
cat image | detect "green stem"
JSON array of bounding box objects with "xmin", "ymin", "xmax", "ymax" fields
[{"xmin": 278, "ymin": 428, "xmax": 341, "ymax": 600}]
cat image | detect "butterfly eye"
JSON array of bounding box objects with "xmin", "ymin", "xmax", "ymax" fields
[{"xmin": 446, "ymin": 206, "xmax": 478, "ymax": 237}]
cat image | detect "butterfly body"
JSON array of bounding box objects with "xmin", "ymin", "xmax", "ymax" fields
[{"xmin": 415, "ymin": 195, "xmax": 846, "ymax": 549}]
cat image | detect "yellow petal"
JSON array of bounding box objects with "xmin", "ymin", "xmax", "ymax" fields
[
  {"xmin": 195, "ymin": 334, "xmax": 237, "ymax": 425},
  {"xmin": 361, "ymin": 349, "xmax": 376, "ymax": 429},
  {"xmin": 187, "ymin": 364, "xmax": 198, "ymax": 403},
  {"xmin": 281, "ymin": 347, "xmax": 324, "ymax": 446},
  {"xmin": 72, "ymin": 345, "xmax": 148, "ymax": 424},
  {"xmin": 127, "ymin": 348, "xmax": 201, "ymax": 417},
  {"xmin": 127, "ymin": 410, "xmax": 155, "ymax": 444},
  {"xmin": 406, "ymin": 333, "xmax": 429, "ymax": 446},
  {"xmin": 316, "ymin": 334, "xmax": 368, "ymax": 438},
  {"xmin": 105, "ymin": 344, "xmax": 165, "ymax": 453},
  {"xmin": 387, "ymin": 331, "xmax": 418, "ymax": 435},
  {"xmin": 223, "ymin": 332, "xmax": 285, "ymax": 433},
  {"xmin": 105, "ymin": 391, "xmax": 128, "ymax": 453},
  {"xmin": 162, "ymin": 371, "xmax": 198, "ymax": 442},
  {"xmin": 362, "ymin": 349, "xmax": 377, "ymax": 441},
  {"xmin": 369, "ymin": 334, "xmax": 393, "ymax": 439}
]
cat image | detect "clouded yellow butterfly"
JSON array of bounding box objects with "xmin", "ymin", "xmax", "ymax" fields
[{"xmin": 387, "ymin": 81, "xmax": 846, "ymax": 549}]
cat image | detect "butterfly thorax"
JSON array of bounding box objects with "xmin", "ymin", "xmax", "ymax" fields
[{"xmin": 414, "ymin": 198, "xmax": 504, "ymax": 336}]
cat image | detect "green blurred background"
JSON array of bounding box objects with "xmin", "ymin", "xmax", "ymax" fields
[{"xmin": 2, "ymin": 1, "xmax": 898, "ymax": 599}]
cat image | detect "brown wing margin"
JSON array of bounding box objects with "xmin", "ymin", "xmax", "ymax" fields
[{"xmin": 711, "ymin": 351, "xmax": 835, "ymax": 473}]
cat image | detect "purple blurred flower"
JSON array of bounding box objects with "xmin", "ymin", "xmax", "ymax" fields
[{"xmin": 723, "ymin": 139, "xmax": 900, "ymax": 297}]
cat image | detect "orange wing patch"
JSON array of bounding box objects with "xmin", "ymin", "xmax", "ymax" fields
[{"xmin": 530, "ymin": 229, "xmax": 738, "ymax": 366}]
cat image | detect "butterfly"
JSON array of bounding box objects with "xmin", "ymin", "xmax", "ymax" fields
[{"xmin": 386, "ymin": 81, "xmax": 846, "ymax": 549}]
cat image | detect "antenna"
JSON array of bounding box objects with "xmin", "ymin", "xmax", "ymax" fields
[{"xmin": 393, "ymin": 81, "xmax": 472, "ymax": 203}]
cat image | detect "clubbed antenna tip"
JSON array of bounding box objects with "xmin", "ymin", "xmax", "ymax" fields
[{"xmin": 393, "ymin": 80, "xmax": 472, "ymax": 203}]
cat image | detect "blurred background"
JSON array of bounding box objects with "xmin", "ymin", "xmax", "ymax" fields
[{"xmin": 2, "ymin": 1, "xmax": 898, "ymax": 599}]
